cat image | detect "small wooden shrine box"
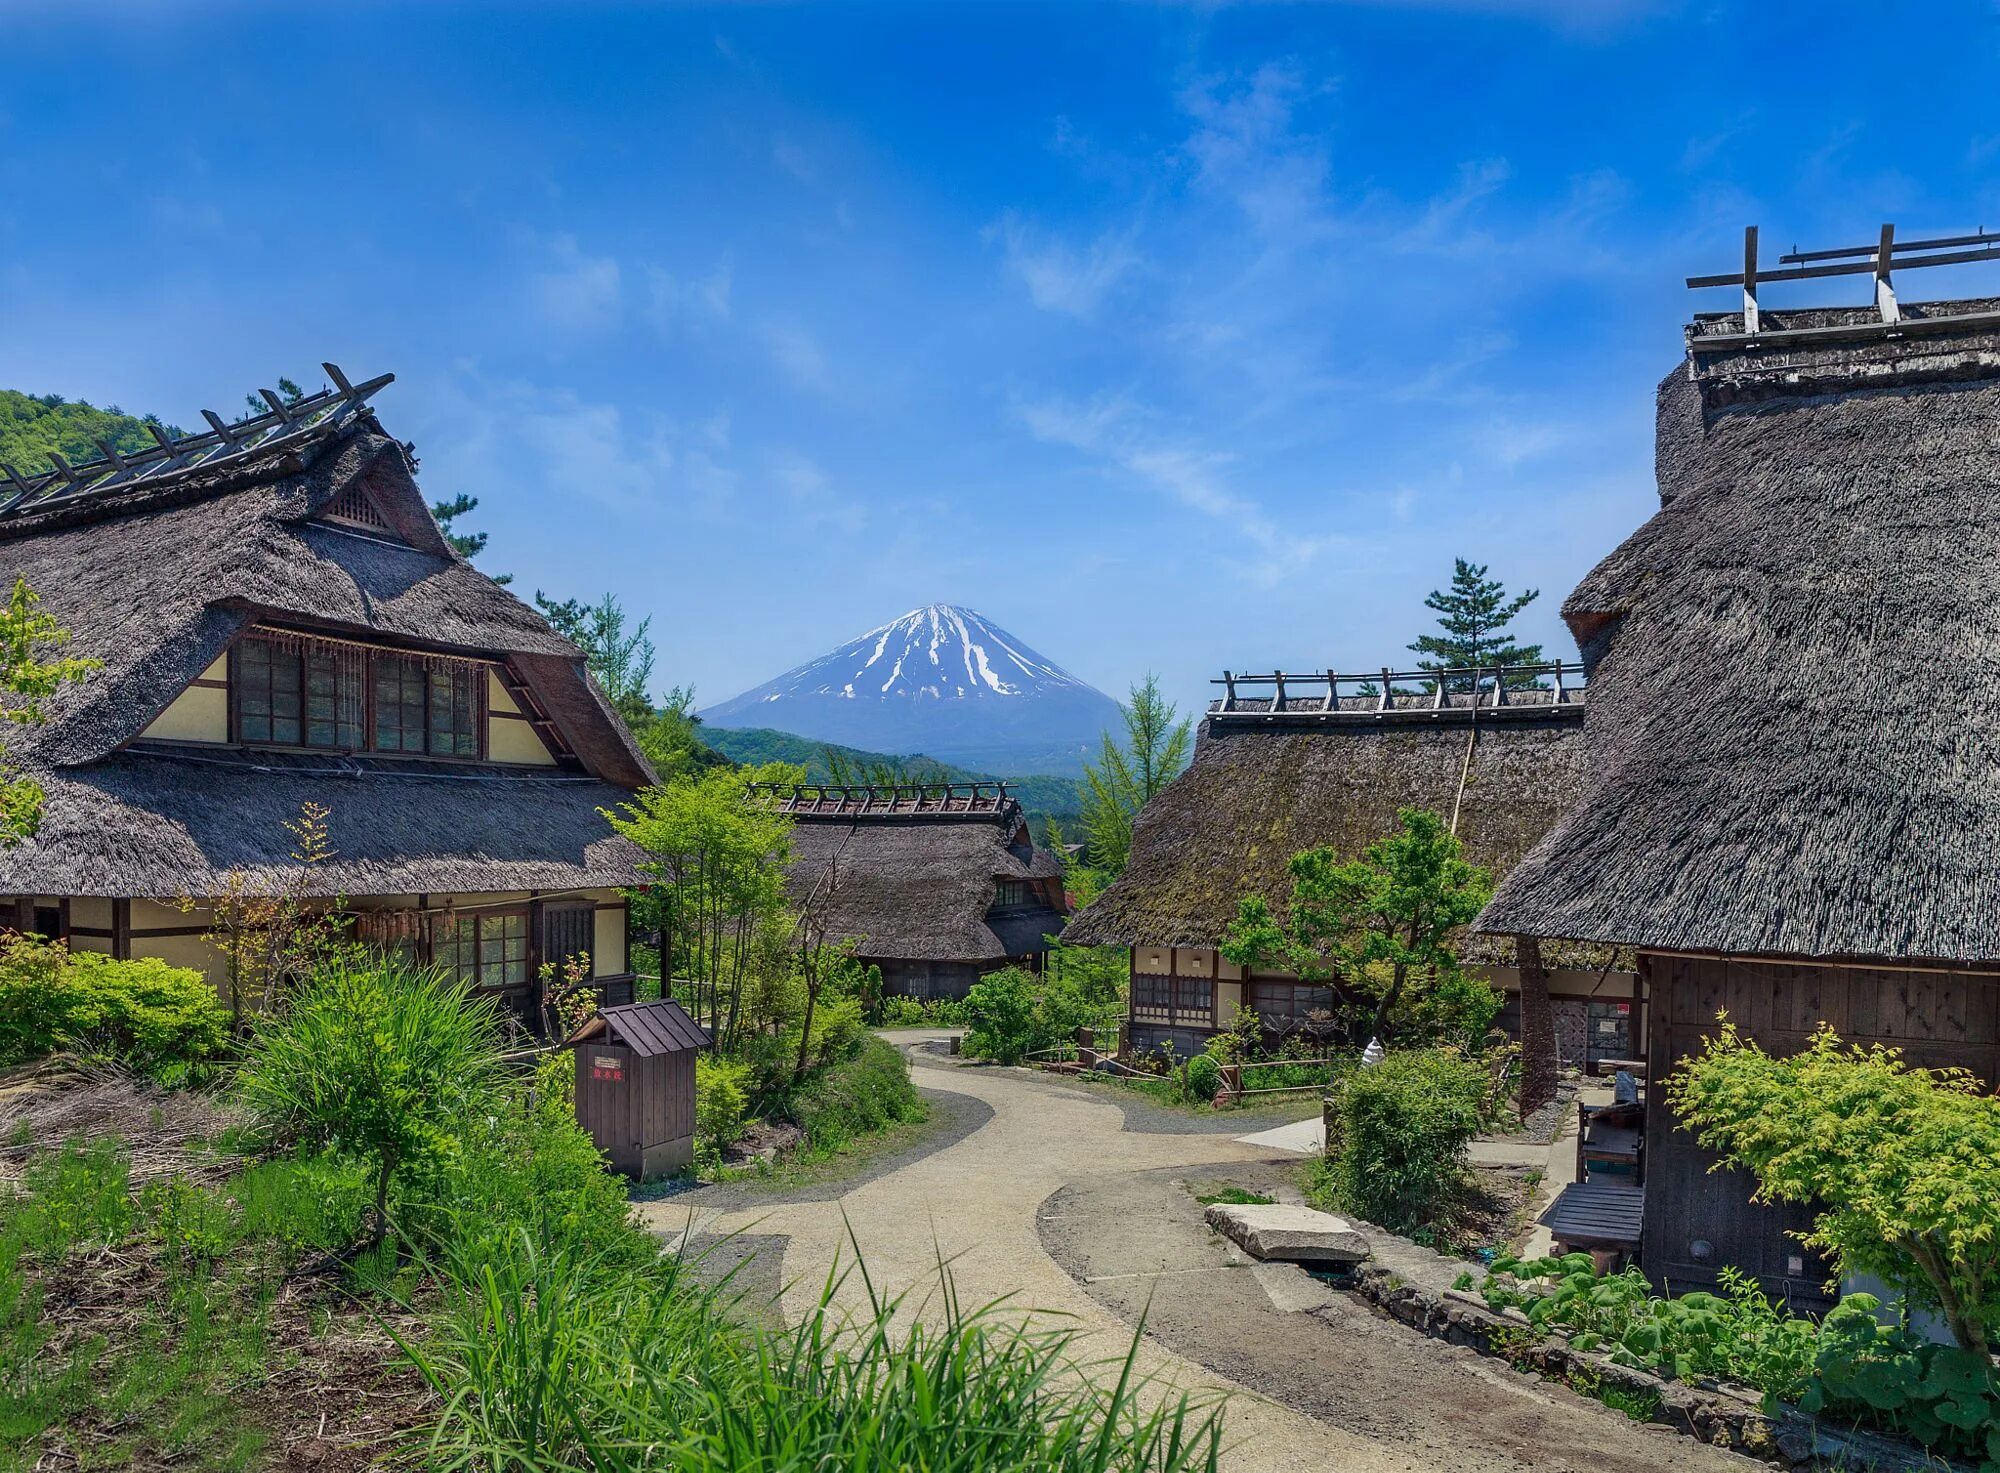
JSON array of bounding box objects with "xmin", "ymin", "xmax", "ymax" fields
[{"xmin": 566, "ymin": 999, "xmax": 710, "ymax": 1179}]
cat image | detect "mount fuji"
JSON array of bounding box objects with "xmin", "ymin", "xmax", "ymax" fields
[{"xmin": 701, "ymin": 604, "xmax": 1124, "ymax": 775}]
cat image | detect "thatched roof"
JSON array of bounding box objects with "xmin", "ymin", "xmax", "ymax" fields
[
  {"xmin": 0, "ymin": 748, "xmax": 641, "ymax": 897},
  {"xmin": 1481, "ymin": 297, "xmax": 2000, "ymax": 963},
  {"xmin": 1064, "ymin": 695, "xmax": 1587, "ymax": 949},
  {"xmin": 785, "ymin": 807, "xmax": 1065, "ymax": 963},
  {"xmin": 0, "ymin": 403, "xmax": 648, "ymax": 788}
]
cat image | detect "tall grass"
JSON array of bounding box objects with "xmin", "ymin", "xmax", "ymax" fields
[{"xmin": 397, "ymin": 1225, "xmax": 1224, "ymax": 1473}]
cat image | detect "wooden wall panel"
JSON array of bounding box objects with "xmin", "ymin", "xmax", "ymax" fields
[{"xmin": 1643, "ymin": 953, "xmax": 2000, "ymax": 1306}]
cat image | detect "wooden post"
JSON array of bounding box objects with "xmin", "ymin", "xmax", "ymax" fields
[
  {"xmin": 112, "ymin": 898, "xmax": 131, "ymax": 961},
  {"xmin": 1875, "ymin": 223, "xmax": 1900, "ymax": 324},
  {"xmin": 1741, "ymin": 224, "xmax": 1760, "ymax": 335}
]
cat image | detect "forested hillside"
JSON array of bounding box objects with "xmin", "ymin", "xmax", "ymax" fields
[
  {"xmin": 0, "ymin": 390, "xmax": 185, "ymax": 474},
  {"xmin": 705, "ymin": 725, "xmax": 1082, "ymax": 832}
]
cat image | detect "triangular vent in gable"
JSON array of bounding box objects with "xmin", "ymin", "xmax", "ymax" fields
[{"xmin": 320, "ymin": 481, "xmax": 402, "ymax": 538}]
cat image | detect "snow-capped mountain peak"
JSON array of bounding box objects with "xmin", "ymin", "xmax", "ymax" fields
[
  {"xmin": 835, "ymin": 604, "xmax": 1087, "ymax": 701},
  {"xmin": 701, "ymin": 603, "xmax": 1123, "ymax": 775}
]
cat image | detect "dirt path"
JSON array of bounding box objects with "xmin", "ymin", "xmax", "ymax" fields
[{"xmin": 636, "ymin": 1036, "xmax": 1755, "ymax": 1473}]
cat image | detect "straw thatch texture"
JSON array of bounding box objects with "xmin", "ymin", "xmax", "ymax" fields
[
  {"xmin": 0, "ymin": 749, "xmax": 642, "ymax": 897},
  {"xmin": 1482, "ymin": 303, "xmax": 2000, "ymax": 962},
  {"xmin": 1064, "ymin": 712, "xmax": 1587, "ymax": 949},
  {"xmin": 0, "ymin": 418, "xmax": 648, "ymax": 788},
  {"xmin": 785, "ymin": 814, "xmax": 1064, "ymax": 963}
]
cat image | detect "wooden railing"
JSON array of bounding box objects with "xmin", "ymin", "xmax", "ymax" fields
[{"xmin": 1211, "ymin": 662, "xmax": 1585, "ymax": 723}]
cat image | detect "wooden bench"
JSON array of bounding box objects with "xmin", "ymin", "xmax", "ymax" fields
[{"xmin": 1540, "ymin": 1180, "xmax": 1645, "ymax": 1267}]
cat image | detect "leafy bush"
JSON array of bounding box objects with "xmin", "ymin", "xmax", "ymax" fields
[
  {"xmin": 787, "ymin": 1036, "xmax": 925, "ymax": 1155},
  {"xmin": 238, "ymin": 960, "xmax": 507, "ymax": 1245},
  {"xmin": 1182, "ymin": 1053, "xmax": 1222, "ymax": 1103},
  {"xmin": 1802, "ymin": 1296, "xmax": 2000, "ymax": 1463},
  {"xmin": 1480, "ymin": 1254, "xmax": 1820, "ymax": 1402},
  {"xmin": 962, "ymin": 967, "xmax": 1118, "ymax": 1066},
  {"xmin": 1326, "ymin": 1048, "xmax": 1486, "ymax": 1235},
  {"xmin": 962, "ymin": 967, "xmax": 1039, "ymax": 1064},
  {"xmin": 0, "ymin": 937, "xmax": 228, "ymax": 1077},
  {"xmin": 877, "ymin": 995, "xmax": 969, "ymax": 1028},
  {"xmin": 1671, "ymin": 1021, "xmax": 2000, "ymax": 1355},
  {"xmin": 696, "ymin": 1055, "xmax": 751, "ymax": 1153}
]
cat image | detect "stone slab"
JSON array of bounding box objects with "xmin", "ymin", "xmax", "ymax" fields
[{"xmin": 1204, "ymin": 1202, "xmax": 1370, "ymax": 1265}]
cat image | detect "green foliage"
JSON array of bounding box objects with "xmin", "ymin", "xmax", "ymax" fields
[
  {"xmin": 1182, "ymin": 1053, "xmax": 1223, "ymax": 1103},
  {"xmin": 535, "ymin": 589, "xmax": 657, "ymax": 726},
  {"xmin": 875, "ymin": 994, "xmax": 969, "ymax": 1028},
  {"xmin": 604, "ymin": 763, "xmax": 796, "ymax": 1052},
  {"xmin": 0, "ymin": 936, "xmax": 228, "ymax": 1077},
  {"xmin": 1402, "ymin": 967, "xmax": 1505, "ymax": 1055},
  {"xmin": 1080, "ymin": 674, "xmax": 1191, "ymax": 876},
  {"xmin": 1325, "ymin": 1048, "xmax": 1487, "ymax": 1236},
  {"xmin": 961, "ymin": 966, "xmax": 1118, "ymax": 1067},
  {"xmin": 1669, "ymin": 1022, "xmax": 2000, "ymax": 1355},
  {"xmin": 399, "ymin": 1224, "xmax": 1225, "ymax": 1473},
  {"xmin": 237, "ymin": 959, "xmax": 508, "ymax": 1244},
  {"xmin": 696, "ymin": 1055, "xmax": 751, "ymax": 1154},
  {"xmin": 430, "ymin": 492, "xmax": 512, "ymax": 583},
  {"xmin": 962, "ymin": 967, "xmax": 1040, "ymax": 1065},
  {"xmin": 1479, "ymin": 1255, "xmax": 1819, "ymax": 1403},
  {"xmin": 10, "ymin": 1139, "xmax": 134, "ymax": 1265},
  {"xmin": 0, "ymin": 578, "xmax": 102, "ymax": 845},
  {"xmin": 1222, "ymin": 808, "xmax": 1494, "ymax": 1045},
  {"xmin": 1408, "ymin": 558, "xmax": 1545, "ymax": 688},
  {"xmin": 1802, "ymin": 1296, "xmax": 2000, "ymax": 1463},
  {"xmin": 786, "ymin": 1035, "xmax": 926, "ymax": 1156},
  {"xmin": 0, "ymin": 389, "xmax": 183, "ymax": 477}
]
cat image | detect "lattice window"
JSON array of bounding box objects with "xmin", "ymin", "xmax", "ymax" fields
[
  {"xmin": 321, "ymin": 482, "xmax": 395, "ymax": 533},
  {"xmin": 428, "ymin": 665, "xmax": 480, "ymax": 758},
  {"xmin": 433, "ymin": 911, "xmax": 529, "ymax": 989},
  {"xmin": 373, "ymin": 654, "xmax": 428, "ymax": 752}
]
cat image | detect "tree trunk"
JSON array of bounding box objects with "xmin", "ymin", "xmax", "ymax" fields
[{"xmin": 1516, "ymin": 934, "xmax": 1558, "ymax": 1117}]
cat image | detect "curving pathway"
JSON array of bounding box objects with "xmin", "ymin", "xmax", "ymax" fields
[{"xmin": 635, "ymin": 1035, "xmax": 1754, "ymax": 1473}]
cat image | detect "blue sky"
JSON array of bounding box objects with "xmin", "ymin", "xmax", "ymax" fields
[{"xmin": 4, "ymin": 1, "xmax": 1996, "ymax": 726}]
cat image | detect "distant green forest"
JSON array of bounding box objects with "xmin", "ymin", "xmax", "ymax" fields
[
  {"xmin": 0, "ymin": 391, "xmax": 185, "ymax": 476},
  {"xmin": 703, "ymin": 726, "xmax": 1083, "ymax": 835}
]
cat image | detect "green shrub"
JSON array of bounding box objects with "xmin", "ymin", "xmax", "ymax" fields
[
  {"xmin": 1803, "ymin": 1296, "xmax": 2000, "ymax": 1462},
  {"xmin": 962, "ymin": 967, "xmax": 1039, "ymax": 1064},
  {"xmin": 1481, "ymin": 1254, "xmax": 1820, "ymax": 1403},
  {"xmin": 238, "ymin": 959, "xmax": 507, "ymax": 1246},
  {"xmin": 696, "ymin": 1055, "xmax": 751, "ymax": 1153},
  {"xmin": 1328, "ymin": 1048, "xmax": 1486, "ymax": 1235},
  {"xmin": 877, "ymin": 995, "xmax": 969, "ymax": 1028},
  {"xmin": 787, "ymin": 1036, "xmax": 924, "ymax": 1155},
  {"xmin": 229, "ymin": 1152, "xmax": 371, "ymax": 1260},
  {"xmin": 0, "ymin": 938, "xmax": 227, "ymax": 1077},
  {"xmin": 1182, "ymin": 1053, "xmax": 1222, "ymax": 1103},
  {"xmin": 962, "ymin": 967, "xmax": 1118, "ymax": 1066}
]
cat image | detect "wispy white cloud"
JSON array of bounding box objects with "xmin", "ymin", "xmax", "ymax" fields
[
  {"xmin": 646, "ymin": 258, "xmax": 734, "ymax": 331},
  {"xmin": 1177, "ymin": 60, "xmax": 1338, "ymax": 243},
  {"xmin": 991, "ymin": 212, "xmax": 1141, "ymax": 316},
  {"xmin": 760, "ymin": 317, "xmax": 830, "ymax": 392},
  {"xmin": 769, "ymin": 449, "xmax": 865, "ymax": 533},
  {"xmin": 528, "ymin": 233, "xmax": 622, "ymax": 334},
  {"xmin": 1018, "ymin": 392, "xmax": 1330, "ymax": 582}
]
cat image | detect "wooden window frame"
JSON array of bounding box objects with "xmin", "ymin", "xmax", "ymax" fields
[
  {"xmin": 230, "ymin": 633, "xmax": 489, "ymax": 762},
  {"xmin": 431, "ymin": 907, "xmax": 532, "ymax": 992}
]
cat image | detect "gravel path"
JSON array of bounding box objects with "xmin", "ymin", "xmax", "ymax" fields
[
  {"xmin": 635, "ymin": 1033, "xmax": 1755, "ymax": 1473},
  {"xmin": 1041, "ymin": 1160, "xmax": 1757, "ymax": 1473}
]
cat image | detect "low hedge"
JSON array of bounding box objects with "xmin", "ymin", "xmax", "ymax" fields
[{"xmin": 0, "ymin": 936, "xmax": 228, "ymax": 1077}]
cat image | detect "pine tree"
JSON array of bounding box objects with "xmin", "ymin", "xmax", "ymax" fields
[
  {"xmin": 430, "ymin": 492, "xmax": 513, "ymax": 585},
  {"xmin": 1079, "ymin": 674, "xmax": 1191, "ymax": 876},
  {"xmin": 1409, "ymin": 558, "xmax": 1544, "ymax": 689}
]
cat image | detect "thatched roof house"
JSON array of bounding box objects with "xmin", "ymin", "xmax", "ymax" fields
[
  {"xmin": 765, "ymin": 784, "xmax": 1066, "ymax": 1000},
  {"xmin": 1065, "ymin": 671, "xmax": 1630, "ymax": 1060},
  {"xmin": 1482, "ymin": 227, "xmax": 2000, "ymax": 1300},
  {"xmin": 0, "ymin": 366, "xmax": 647, "ymax": 1027}
]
